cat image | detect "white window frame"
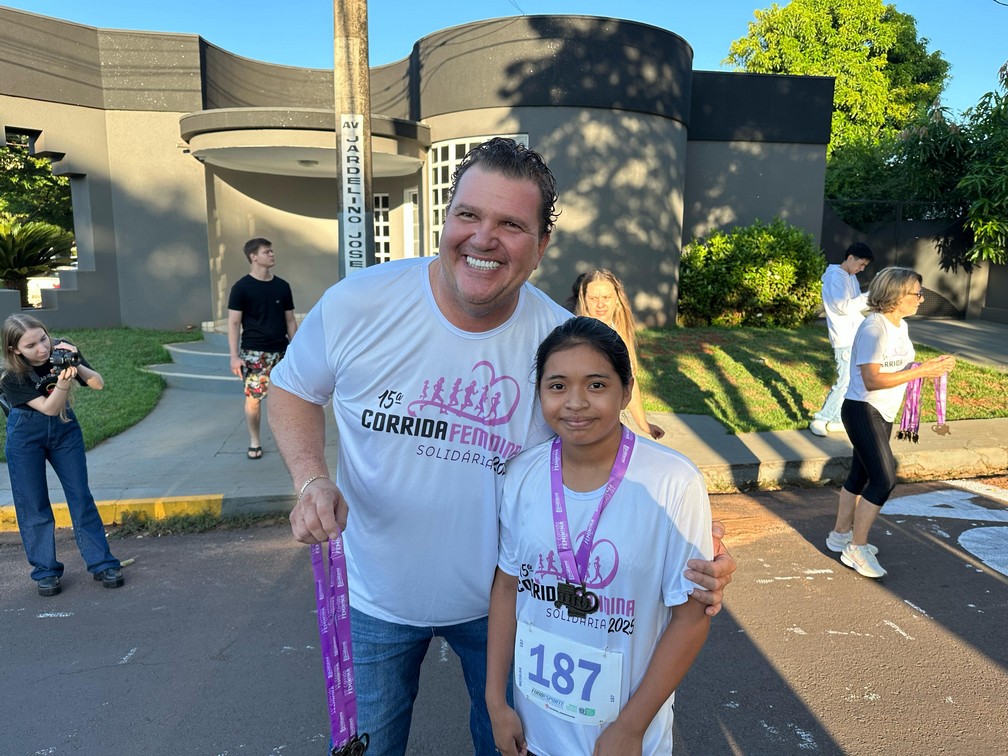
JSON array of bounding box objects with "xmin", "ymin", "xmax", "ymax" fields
[{"xmin": 427, "ymin": 134, "xmax": 529, "ymax": 253}]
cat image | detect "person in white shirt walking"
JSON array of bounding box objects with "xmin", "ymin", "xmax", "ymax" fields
[{"xmin": 810, "ymin": 242, "xmax": 874, "ymax": 437}]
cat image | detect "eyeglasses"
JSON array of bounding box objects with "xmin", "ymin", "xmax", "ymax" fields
[{"xmin": 908, "ymin": 289, "xmax": 925, "ymax": 300}]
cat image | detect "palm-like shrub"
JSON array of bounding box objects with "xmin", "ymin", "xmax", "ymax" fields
[{"xmin": 0, "ymin": 217, "xmax": 74, "ymax": 307}]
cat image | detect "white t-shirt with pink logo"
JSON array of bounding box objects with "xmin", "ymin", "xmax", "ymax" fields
[
  {"xmin": 271, "ymin": 257, "xmax": 570, "ymax": 626},
  {"xmin": 846, "ymin": 312, "xmax": 916, "ymax": 422},
  {"xmin": 498, "ymin": 436, "xmax": 713, "ymax": 756}
]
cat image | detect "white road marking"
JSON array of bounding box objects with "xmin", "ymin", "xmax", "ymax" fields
[
  {"xmin": 904, "ymin": 600, "xmax": 930, "ymax": 617},
  {"xmin": 37, "ymin": 612, "xmax": 73, "ymax": 618},
  {"xmin": 119, "ymin": 647, "xmax": 138, "ymax": 664},
  {"xmin": 958, "ymin": 526, "xmax": 1008, "ymax": 575},
  {"xmin": 882, "ymin": 490, "xmax": 1008, "ymax": 522},
  {"xmin": 946, "ymin": 479, "xmax": 1008, "ymax": 505}
]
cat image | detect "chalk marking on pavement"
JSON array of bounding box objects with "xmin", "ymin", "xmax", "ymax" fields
[
  {"xmin": 882, "ymin": 620, "xmax": 915, "ymax": 640},
  {"xmin": 846, "ymin": 686, "xmax": 881, "ymax": 702},
  {"xmin": 723, "ymin": 700, "xmax": 740, "ymax": 709},
  {"xmin": 826, "ymin": 629, "xmax": 874, "ymax": 637},
  {"xmin": 119, "ymin": 647, "xmax": 138, "ymax": 664},
  {"xmin": 438, "ymin": 638, "xmax": 450, "ymax": 662},
  {"xmin": 927, "ymin": 524, "xmax": 951, "ymax": 539},
  {"xmin": 803, "ymin": 568, "xmax": 834, "ymax": 574},
  {"xmin": 37, "ymin": 612, "xmax": 73, "ymax": 618},
  {"xmin": 793, "ymin": 725, "xmax": 818, "ymax": 751},
  {"xmin": 786, "ymin": 626, "xmax": 807, "ymax": 635},
  {"xmin": 945, "ymin": 696, "xmax": 954, "ymax": 704},
  {"xmin": 903, "ymin": 600, "xmax": 930, "ymax": 617}
]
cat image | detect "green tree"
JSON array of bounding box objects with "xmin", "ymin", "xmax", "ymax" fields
[
  {"xmin": 883, "ymin": 8, "xmax": 949, "ymax": 126},
  {"xmin": 725, "ymin": 0, "xmax": 947, "ymax": 154},
  {"xmin": 826, "ymin": 61, "xmax": 1007, "ymax": 268},
  {"xmin": 0, "ymin": 134, "xmax": 73, "ymax": 231},
  {"xmin": 0, "ymin": 218, "xmax": 75, "ymax": 307}
]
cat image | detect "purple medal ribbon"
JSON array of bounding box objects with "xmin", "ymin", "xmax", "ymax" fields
[
  {"xmin": 549, "ymin": 425, "xmax": 635, "ymax": 587},
  {"xmin": 898, "ymin": 364, "xmax": 950, "ymax": 442},
  {"xmin": 311, "ymin": 537, "xmax": 365, "ymax": 754}
]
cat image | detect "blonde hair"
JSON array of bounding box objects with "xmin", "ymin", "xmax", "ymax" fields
[
  {"xmin": 866, "ymin": 267, "xmax": 922, "ymax": 314},
  {"xmin": 2, "ymin": 313, "xmax": 73, "ymax": 420},
  {"xmin": 575, "ymin": 269, "xmax": 639, "ymax": 367}
]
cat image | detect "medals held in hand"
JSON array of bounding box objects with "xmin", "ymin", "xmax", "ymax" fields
[
  {"xmin": 331, "ymin": 734, "xmax": 369, "ymax": 756},
  {"xmin": 554, "ymin": 581, "xmax": 600, "ymax": 619}
]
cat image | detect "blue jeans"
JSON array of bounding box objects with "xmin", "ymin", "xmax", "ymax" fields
[
  {"xmin": 5, "ymin": 407, "xmax": 119, "ymax": 581},
  {"xmin": 348, "ymin": 607, "xmax": 496, "ymax": 756},
  {"xmin": 814, "ymin": 347, "xmax": 852, "ymax": 424}
]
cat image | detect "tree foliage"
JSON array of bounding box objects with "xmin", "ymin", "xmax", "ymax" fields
[
  {"xmin": 0, "ymin": 218, "xmax": 75, "ymax": 307},
  {"xmin": 725, "ymin": 0, "xmax": 948, "ymax": 154},
  {"xmin": 826, "ymin": 61, "xmax": 1008, "ymax": 267},
  {"xmin": 678, "ymin": 218, "xmax": 826, "ymax": 328},
  {"xmin": 0, "ymin": 134, "xmax": 73, "ymax": 231}
]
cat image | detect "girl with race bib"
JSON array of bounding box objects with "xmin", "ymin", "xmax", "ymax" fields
[{"xmin": 486, "ymin": 316, "xmax": 712, "ymax": 756}]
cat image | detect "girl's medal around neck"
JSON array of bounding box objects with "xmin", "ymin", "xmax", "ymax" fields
[{"xmin": 549, "ymin": 425, "xmax": 635, "ymax": 619}]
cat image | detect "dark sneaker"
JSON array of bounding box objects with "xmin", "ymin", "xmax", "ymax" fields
[
  {"xmin": 93, "ymin": 567, "xmax": 125, "ymax": 589},
  {"xmin": 38, "ymin": 575, "xmax": 62, "ymax": 596}
]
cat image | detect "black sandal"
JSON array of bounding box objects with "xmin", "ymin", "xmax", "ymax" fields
[{"xmin": 247, "ymin": 446, "xmax": 263, "ymax": 460}]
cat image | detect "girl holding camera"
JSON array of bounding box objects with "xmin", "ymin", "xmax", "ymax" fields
[{"xmin": 1, "ymin": 313, "xmax": 123, "ymax": 596}]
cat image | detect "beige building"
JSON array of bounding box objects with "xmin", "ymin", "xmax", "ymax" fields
[{"xmin": 1, "ymin": 7, "xmax": 843, "ymax": 329}]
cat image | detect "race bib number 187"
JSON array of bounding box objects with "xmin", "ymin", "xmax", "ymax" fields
[{"xmin": 514, "ymin": 623, "xmax": 623, "ymax": 726}]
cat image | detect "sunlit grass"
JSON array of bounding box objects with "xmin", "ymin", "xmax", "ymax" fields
[
  {"xmin": 637, "ymin": 325, "xmax": 1008, "ymax": 434},
  {"xmin": 0, "ymin": 327, "xmax": 201, "ymax": 460}
]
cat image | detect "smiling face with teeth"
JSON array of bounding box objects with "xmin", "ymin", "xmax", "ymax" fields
[{"xmin": 430, "ymin": 165, "xmax": 551, "ymax": 332}]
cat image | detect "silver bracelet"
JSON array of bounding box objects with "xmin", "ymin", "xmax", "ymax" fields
[{"xmin": 298, "ymin": 474, "xmax": 330, "ymax": 502}]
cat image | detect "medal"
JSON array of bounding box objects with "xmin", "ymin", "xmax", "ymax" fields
[
  {"xmin": 554, "ymin": 581, "xmax": 600, "ymax": 618},
  {"xmin": 331, "ymin": 734, "xmax": 369, "ymax": 756},
  {"xmin": 549, "ymin": 426, "xmax": 635, "ymax": 617}
]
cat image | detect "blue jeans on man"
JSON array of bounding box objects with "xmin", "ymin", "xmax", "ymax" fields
[
  {"xmin": 348, "ymin": 606, "xmax": 498, "ymax": 756},
  {"xmin": 5, "ymin": 407, "xmax": 119, "ymax": 581},
  {"xmin": 814, "ymin": 347, "xmax": 852, "ymax": 425}
]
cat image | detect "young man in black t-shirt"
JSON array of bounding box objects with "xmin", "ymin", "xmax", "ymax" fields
[{"xmin": 227, "ymin": 237, "xmax": 297, "ymax": 459}]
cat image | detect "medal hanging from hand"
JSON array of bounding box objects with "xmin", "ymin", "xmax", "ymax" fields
[
  {"xmin": 897, "ymin": 364, "xmax": 950, "ymax": 443},
  {"xmin": 311, "ymin": 539, "xmax": 369, "ymax": 756},
  {"xmin": 549, "ymin": 426, "xmax": 635, "ymax": 619}
]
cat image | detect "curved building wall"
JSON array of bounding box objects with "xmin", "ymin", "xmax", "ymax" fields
[{"xmin": 1, "ymin": 6, "xmax": 845, "ymax": 329}]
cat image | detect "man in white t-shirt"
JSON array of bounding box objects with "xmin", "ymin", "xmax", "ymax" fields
[
  {"xmin": 810, "ymin": 242, "xmax": 874, "ymax": 437},
  {"xmin": 267, "ymin": 138, "xmax": 737, "ymax": 756}
]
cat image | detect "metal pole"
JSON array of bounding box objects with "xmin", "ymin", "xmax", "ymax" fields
[{"xmin": 334, "ymin": 0, "xmax": 375, "ymax": 277}]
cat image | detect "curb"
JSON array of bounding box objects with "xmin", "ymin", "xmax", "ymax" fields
[
  {"xmin": 696, "ymin": 445, "xmax": 1008, "ymax": 494},
  {"xmin": 0, "ymin": 493, "xmax": 298, "ymax": 533}
]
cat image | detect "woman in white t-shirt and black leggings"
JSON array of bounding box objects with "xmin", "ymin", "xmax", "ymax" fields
[{"xmin": 827, "ymin": 267, "xmax": 956, "ymax": 579}]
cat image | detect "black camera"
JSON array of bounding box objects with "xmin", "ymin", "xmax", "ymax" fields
[{"xmin": 50, "ymin": 349, "xmax": 81, "ymax": 369}]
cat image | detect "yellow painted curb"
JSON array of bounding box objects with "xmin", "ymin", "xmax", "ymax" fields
[{"xmin": 0, "ymin": 495, "xmax": 224, "ymax": 532}]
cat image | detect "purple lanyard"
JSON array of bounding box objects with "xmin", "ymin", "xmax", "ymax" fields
[
  {"xmin": 310, "ymin": 538, "xmax": 360, "ymax": 751},
  {"xmin": 898, "ymin": 364, "xmax": 949, "ymax": 442},
  {"xmin": 549, "ymin": 426, "xmax": 635, "ymax": 585}
]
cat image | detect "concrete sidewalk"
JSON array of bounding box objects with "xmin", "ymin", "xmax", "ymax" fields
[{"xmin": 1, "ymin": 318, "xmax": 1006, "ymax": 529}]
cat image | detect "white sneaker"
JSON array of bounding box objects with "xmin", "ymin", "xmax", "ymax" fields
[
  {"xmin": 841, "ymin": 543, "xmax": 887, "ymax": 578},
  {"xmin": 825, "ymin": 421, "xmax": 846, "ymax": 433},
  {"xmin": 809, "ymin": 419, "xmax": 829, "ymax": 436},
  {"xmin": 826, "ymin": 530, "xmax": 878, "ymax": 555}
]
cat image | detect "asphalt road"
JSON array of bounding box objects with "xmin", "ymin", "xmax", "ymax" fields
[{"xmin": 2, "ymin": 479, "xmax": 1005, "ymax": 755}]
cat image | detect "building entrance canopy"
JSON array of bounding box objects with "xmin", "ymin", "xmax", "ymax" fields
[{"xmin": 180, "ymin": 109, "xmax": 429, "ymax": 178}]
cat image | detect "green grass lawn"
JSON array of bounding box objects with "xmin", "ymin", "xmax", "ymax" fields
[
  {"xmin": 0, "ymin": 325, "xmax": 1003, "ymax": 458},
  {"xmin": 0, "ymin": 327, "xmax": 202, "ymax": 461},
  {"xmin": 636, "ymin": 325, "xmax": 1008, "ymax": 434}
]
